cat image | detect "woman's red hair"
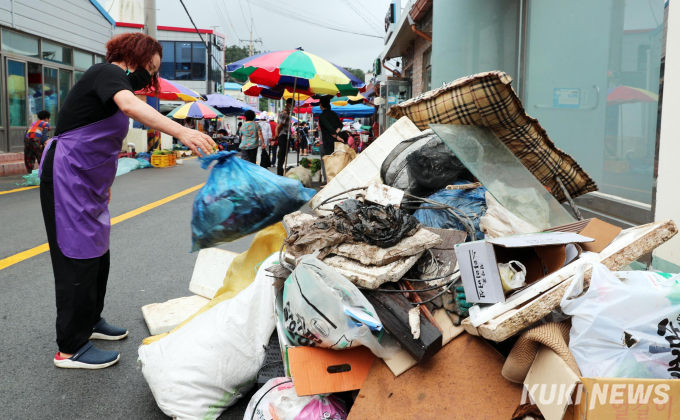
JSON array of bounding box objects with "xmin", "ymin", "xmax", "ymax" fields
[{"xmin": 105, "ymin": 33, "xmax": 163, "ymax": 93}]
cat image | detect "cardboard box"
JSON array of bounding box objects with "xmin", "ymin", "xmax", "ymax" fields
[
  {"xmin": 455, "ymin": 232, "xmax": 594, "ymax": 304},
  {"xmin": 525, "ymin": 346, "xmax": 680, "ymax": 420},
  {"xmin": 544, "ymin": 218, "xmax": 622, "ymax": 253},
  {"xmin": 275, "ymin": 292, "xmax": 375, "ymax": 396}
]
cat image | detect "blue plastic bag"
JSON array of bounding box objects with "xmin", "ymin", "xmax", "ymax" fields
[
  {"xmin": 136, "ymin": 152, "xmax": 151, "ymax": 161},
  {"xmin": 191, "ymin": 151, "xmax": 316, "ymax": 252},
  {"xmin": 136, "ymin": 158, "xmax": 152, "ymax": 169},
  {"xmin": 115, "ymin": 157, "xmax": 141, "ymax": 177},
  {"xmin": 413, "ymin": 180, "xmax": 487, "ymax": 240}
]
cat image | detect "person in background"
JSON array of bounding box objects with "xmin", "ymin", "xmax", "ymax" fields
[
  {"xmin": 345, "ymin": 129, "xmax": 356, "ymax": 151},
  {"xmin": 24, "ymin": 110, "xmax": 51, "ymax": 173},
  {"xmin": 318, "ymin": 96, "xmax": 342, "ymax": 186},
  {"xmin": 292, "ymin": 122, "xmax": 299, "ymax": 152},
  {"xmin": 257, "ymin": 113, "xmax": 272, "ymax": 167},
  {"xmin": 268, "ymin": 116, "xmax": 278, "ymax": 167},
  {"xmin": 239, "ymin": 110, "xmax": 264, "ymax": 164},
  {"xmin": 235, "ymin": 120, "xmax": 243, "ymax": 147},
  {"xmin": 275, "ymin": 98, "xmax": 293, "ymax": 175},
  {"xmin": 299, "ymin": 121, "xmax": 309, "ymax": 156},
  {"xmin": 372, "ymin": 119, "xmax": 379, "ymax": 139}
]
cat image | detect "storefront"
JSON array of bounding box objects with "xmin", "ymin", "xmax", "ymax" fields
[{"xmin": 0, "ymin": 0, "xmax": 114, "ymax": 153}]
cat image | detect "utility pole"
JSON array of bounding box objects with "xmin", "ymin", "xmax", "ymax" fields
[
  {"xmin": 239, "ymin": 20, "xmax": 262, "ymax": 57},
  {"xmin": 144, "ymin": 0, "xmax": 157, "ymax": 39}
]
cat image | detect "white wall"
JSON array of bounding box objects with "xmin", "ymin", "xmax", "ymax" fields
[{"xmin": 653, "ymin": 3, "xmax": 680, "ymax": 270}]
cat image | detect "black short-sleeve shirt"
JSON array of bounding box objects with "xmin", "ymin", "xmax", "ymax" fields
[
  {"xmin": 55, "ymin": 63, "xmax": 133, "ymax": 136},
  {"xmin": 42, "ymin": 63, "xmax": 133, "ymax": 182}
]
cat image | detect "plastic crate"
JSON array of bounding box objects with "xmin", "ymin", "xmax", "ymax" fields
[
  {"xmin": 257, "ymin": 332, "xmax": 286, "ymax": 388},
  {"xmin": 150, "ymin": 154, "xmax": 176, "ymax": 168}
]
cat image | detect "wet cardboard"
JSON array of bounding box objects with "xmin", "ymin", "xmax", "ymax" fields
[
  {"xmin": 455, "ymin": 232, "xmax": 594, "ymax": 304},
  {"xmin": 526, "ymin": 346, "xmax": 680, "ymax": 420},
  {"xmin": 348, "ymin": 333, "xmax": 524, "ymax": 419},
  {"xmin": 544, "ymin": 218, "xmax": 622, "ymax": 253}
]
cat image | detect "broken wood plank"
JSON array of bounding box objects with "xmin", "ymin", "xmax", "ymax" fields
[
  {"xmin": 467, "ymin": 220, "xmax": 677, "ymax": 342},
  {"xmin": 365, "ymin": 287, "xmax": 443, "ymax": 363},
  {"xmin": 466, "ymin": 220, "xmax": 677, "ymax": 328}
]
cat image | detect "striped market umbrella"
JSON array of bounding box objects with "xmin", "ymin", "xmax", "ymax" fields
[
  {"xmin": 167, "ymin": 102, "xmax": 224, "ymax": 119},
  {"xmin": 227, "ymin": 48, "xmax": 365, "ymax": 97},
  {"xmin": 136, "ymin": 78, "xmax": 203, "ymax": 101}
]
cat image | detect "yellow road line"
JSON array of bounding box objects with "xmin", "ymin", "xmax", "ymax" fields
[
  {"xmin": 182, "ymin": 156, "xmax": 198, "ymax": 160},
  {"xmin": 0, "ymin": 186, "xmax": 39, "ymax": 195},
  {"xmin": 0, "ymin": 183, "xmax": 205, "ymax": 271}
]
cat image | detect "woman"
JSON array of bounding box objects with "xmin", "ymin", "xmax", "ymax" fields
[
  {"xmin": 24, "ymin": 110, "xmax": 51, "ymax": 173},
  {"xmin": 39, "ymin": 33, "xmax": 215, "ymax": 370},
  {"xmin": 239, "ymin": 110, "xmax": 264, "ymax": 164}
]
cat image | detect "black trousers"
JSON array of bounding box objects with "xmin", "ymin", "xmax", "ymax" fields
[
  {"xmin": 276, "ymin": 135, "xmax": 289, "ymax": 176},
  {"xmin": 240, "ymin": 148, "xmax": 258, "ymax": 164},
  {"xmin": 40, "ymin": 179, "xmax": 109, "ymax": 354}
]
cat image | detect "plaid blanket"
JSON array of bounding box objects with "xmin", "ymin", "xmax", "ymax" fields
[{"xmin": 386, "ymin": 71, "xmax": 598, "ymax": 203}]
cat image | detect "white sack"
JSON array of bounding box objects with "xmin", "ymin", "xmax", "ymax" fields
[{"xmin": 138, "ymin": 254, "xmax": 278, "ymax": 420}]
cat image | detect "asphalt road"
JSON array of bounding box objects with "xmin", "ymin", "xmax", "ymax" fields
[{"xmin": 0, "ymin": 153, "xmax": 310, "ymax": 419}]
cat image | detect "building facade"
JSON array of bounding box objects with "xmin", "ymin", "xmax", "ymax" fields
[
  {"xmin": 377, "ymin": 0, "xmax": 680, "ymax": 271},
  {"xmin": 114, "ymin": 23, "xmax": 225, "ymax": 97},
  {"xmin": 0, "ymin": 0, "xmax": 114, "ymax": 153}
]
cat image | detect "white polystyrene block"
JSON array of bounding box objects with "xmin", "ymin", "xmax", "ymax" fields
[
  {"xmin": 189, "ymin": 248, "xmax": 239, "ymax": 299},
  {"xmin": 142, "ymin": 295, "xmax": 210, "ymax": 336}
]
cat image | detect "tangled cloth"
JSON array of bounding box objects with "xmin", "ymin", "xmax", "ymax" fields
[{"xmin": 333, "ymin": 199, "xmax": 420, "ymax": 248}]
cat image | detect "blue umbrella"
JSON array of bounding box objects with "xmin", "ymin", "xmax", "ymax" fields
[
  {"xmin": 312, "ymin": 103, "xmax": 376, "ymax": 118},
  {"xmin": 205, "ymin": 93, "xmax": 256, "ymax": 115}
]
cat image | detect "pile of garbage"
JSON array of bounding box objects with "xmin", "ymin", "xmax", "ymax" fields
[{"xmin": 136, "ymin": 71, "xmax": 680, "ymax": 420}]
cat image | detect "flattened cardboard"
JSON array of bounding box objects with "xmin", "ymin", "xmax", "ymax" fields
[
  {"xmin": 544, "ymin": 218, "xmax": 622, "ymax": 253},
  {"xmin": 526, "ymin": 346, "xmax": 680, "ymax": 420},
  {"xmin": 456, "ymin": 232, "xmax": 594, "ymax": 304},
  {"xmin": 348, "ymin": 333, "xmax": 523, "ymax": 419},
  {"xmin": 289, "ymin": 346, "xmax": 375, "ymax": 396}
]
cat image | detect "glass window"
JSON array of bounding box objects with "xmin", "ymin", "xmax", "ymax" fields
[
  {"xmin": 160, "ymin": 41, "xmax": 207, "ymax": 80},
  {"xmin": 27, "ymin": 62, "xmax": 42, "ymax": 124},
  {"xmin": 523, "ymin": 0, "xmax": 664, "ymax": 204},
  {"xmin": 431, "ymin": 0, "xmax": 519, "ymax": 86},
  {"xmin": 94, "ymin": 55, "xmax": 106, "ymax": 64},
  {"xmin": 160, "ymin": 41, "xmax": 175, "ymax": 79},
  {"xmin": 192, "ymin": 42, "xmax": 206, "ymax": 79},
  {"xmin": 7, "ymin": 60, "xmax": 27, "ymax": 127},
  {"xmin": 1, "ymin": 29, "xmax": 39, "ymax": 58},
  {"xmin": 44, "ymin": 68, "xmax": 59, "ymax": 127},
  {"xmin": 175, "ymin": 42, "xmax": 192, "ymax": 72},
  {"xmin": 59, "ymin": 70, "xmax": 71, "ymax": 109},
  {"xmin": 423, "ymin": 48, "xmax": 432, "ymax": 93},
  {"xmin": 74, "ymin": 50, "xmax": 93, "ymax": 69},
  {"xmin": 43, "ymin": 41, "xmax": 72, "ymax": 65},
  {"xmin": 74, "ymin": 71, "xmax": 85, "ymax": 83}
]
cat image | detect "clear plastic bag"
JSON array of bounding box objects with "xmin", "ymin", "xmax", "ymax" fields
[
  {"xmin": 561, "ymin": 263, "xmax": 680, "ymax": 379},
  {"xmin": 191, "ymin": 151, "xmax": 316, "ymax": 252},
  {"xmin": 19, "ymin": 169, "xmax": 40, "ymax": 186},
  {"xmin": 243, "ymin": 377, "xmax": 347, "ymax": 420},
  {"xmin": 281, "ymin": 255, "xmax": 397, "ymax": 358}
]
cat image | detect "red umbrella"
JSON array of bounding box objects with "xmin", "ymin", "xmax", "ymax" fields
[{"xmin": 136, "ymin": 78, "xmax": 203, "ymax": 101}]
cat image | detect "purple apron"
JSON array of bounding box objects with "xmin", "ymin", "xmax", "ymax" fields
[{"xmin": 39, "ymin": 110, "xmax": 129, "ymax": 259}]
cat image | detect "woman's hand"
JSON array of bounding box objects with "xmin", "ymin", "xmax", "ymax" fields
[{"xmin": 177, "ymin": 128, "xmax": 216, "ymax": 157}]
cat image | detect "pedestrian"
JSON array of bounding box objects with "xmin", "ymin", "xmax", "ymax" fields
[
  {"xmin": 303, "ymin": 121, "xmax": 311, "ymax": 155},
  {"xmin": 24, "ymin": 110, "xmax": 51, "ymax": 173},
  {"xmin": 275, "ymin": 98, "xmax": 293, "ymax": 176},
  {"xmin": 298, "ymin": 121, "xmax": 309, "ymax": 156},
  {"xmin": 235, "ymin": 120, "xmax": 243, "ymax": 147},
  {"xmin": 268, "ymin": 116, "xmax": 277, "ymax": 167},
  {"xmin": 318, "ymin": 96, "xmax": 342, "ymax": 186},
  {"xmin": 239, "ymin": 109, "xmax": 264, "ymax": 164},
  {"xmin": 257, "ymin": 113, "xmax": 272, "ymax": 168},
  {"xmin": 40, "ymin": 32, "xmax": 215, "ymax": 370}
]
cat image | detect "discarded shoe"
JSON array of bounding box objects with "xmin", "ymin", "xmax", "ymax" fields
[
  {"xmin": 54, "ymin": 342, "xmax": 120, "ymax": 369},
  {"xmin": 90, "ymin": 318, "xmax": 129, "ymax": 341}
]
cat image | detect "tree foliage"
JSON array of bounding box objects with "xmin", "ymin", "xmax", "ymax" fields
[
  {"xmin": 344, "ymin": 67, "xmax": 366, "ymax": 83},
  {"xmin": 224, "ymin": 44, "xmax": 261, "ymax": 66}
]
